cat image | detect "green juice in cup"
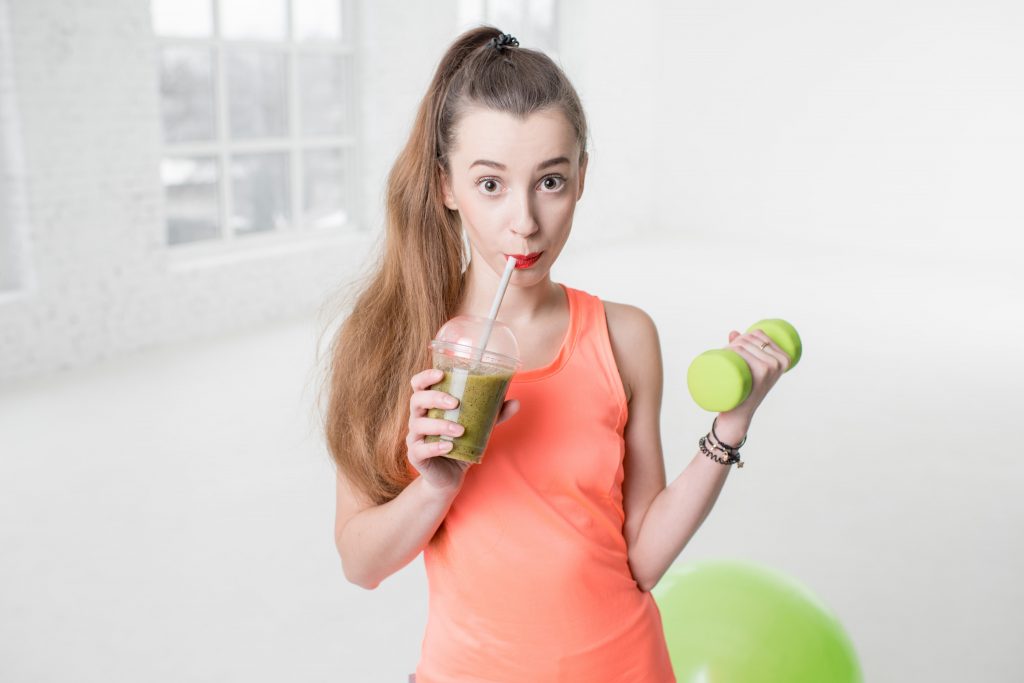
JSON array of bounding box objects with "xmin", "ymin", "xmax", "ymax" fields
[{"xmin": 423, "ymin": 315, "xmax": 520, "ymax": 465}]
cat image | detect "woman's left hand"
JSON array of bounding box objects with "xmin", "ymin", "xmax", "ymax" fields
[{"xmin": 718, "ymin": 329, "xmax": 792, "ymax": 427}]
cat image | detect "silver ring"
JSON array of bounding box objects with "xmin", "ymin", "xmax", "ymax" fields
[{"xmin": 759, "ymin": 341, "xmax": 769, "ymax": 351}]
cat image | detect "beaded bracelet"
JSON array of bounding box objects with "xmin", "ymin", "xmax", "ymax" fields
[
  {"xmin": 706, "ymin": 431, "xmax": 740, "ymax": 458},
  {"xmin": 699, "ymin": 436, "xmax": 744, "ymax": 467}
]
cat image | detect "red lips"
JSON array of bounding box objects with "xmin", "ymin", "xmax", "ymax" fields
[{"xmin": 506, "ymin": 252, "xmax": 543, "ymax": 269}]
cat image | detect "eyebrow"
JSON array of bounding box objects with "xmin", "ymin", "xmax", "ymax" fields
[{"xmin": 468, "ymin": 156, "xmax": 571, "ymax": 172}]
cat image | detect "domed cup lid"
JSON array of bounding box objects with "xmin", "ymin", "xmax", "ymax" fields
[{"xmin": 429, "ymin": 315, "xmax": 520, "ymax": 371}]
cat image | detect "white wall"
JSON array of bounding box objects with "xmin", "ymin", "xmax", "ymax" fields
[
  {"xmin": 652, "ymin": 1, "xmax": 1024, "ymax": 262},
  {"xmin": 558, "ymin": 0, "xmax": 663, "ymax": 248}
]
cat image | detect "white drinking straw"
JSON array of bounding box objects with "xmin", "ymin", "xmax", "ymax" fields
[
  {"xmin": 473, "ymin": 255, "xmax": 518, "ymax": 364},
  {"xmin": 489, "ymin": 255, "xmax": 519, "ymax": 320}
]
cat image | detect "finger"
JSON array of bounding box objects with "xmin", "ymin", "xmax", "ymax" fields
[
  {"xmin": 740, "ymin": 341, "xmax": 776, "ymax": 367},
  {"xmin": 748, "ymin": 330, "xmax": 789, "ymax": 369},
  {"xmin": 410, "ymin": 389, "xmax": 460, "ymax": 417},
  {"xmin": 744, "ymin": 331, "xmax": 787, "ymax": 368},
  {"xmin": 410, "ymin": 368, "xmax": 445, "ymax": 392},
  {"xmin": 411, "ymin": 416, "xmax": 465, "ymax": 440},
  {"xmin": 734, "ymin": 338, "xmax": 781, "ymax": 373},
  {"xmin": 732, "ymin": 340, "xmax": 771, "ymax": 369},
  {"xmin": 733, "ymin": 333, "xmax": 774, "ymax": 359},
  {"xmin": 411, "ymin": 436, "xmax": 454, "ymax": 462},
  {"xmin": 748, "ymin": 330, "xmax": 780, "ymax": 354}
]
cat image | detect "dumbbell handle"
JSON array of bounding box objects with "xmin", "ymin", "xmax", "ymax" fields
[{"xmin": 686, "ymin": 319, "xmax": 802, "ymax": 412}]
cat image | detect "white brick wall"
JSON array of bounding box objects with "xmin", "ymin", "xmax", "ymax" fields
[{"xmin": 0, "ymin": 0, "xmax": 462, "ymax": 383}]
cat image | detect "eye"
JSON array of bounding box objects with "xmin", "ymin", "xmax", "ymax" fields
[
  {"xmin": 541, "ymin": 175, "xmax": 566, "ymax": 191},
  {"xmin": 478, "ymin": 178, "xmax": 501, "ymax": 194}
]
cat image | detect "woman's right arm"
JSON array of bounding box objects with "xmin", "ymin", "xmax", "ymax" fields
[
  {"xmin": 334, "ymin": 368, "xmax": 519, "ymax": 590},
  {"xmin": 335, "ymin": 466, "xmax": 458, "ymax": 590}
]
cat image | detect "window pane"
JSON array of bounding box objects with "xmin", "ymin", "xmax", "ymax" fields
[
  {"xmin": 159, "ymin": 46, "xmax": 216, "ymax": 143},
  {"xmin": 298, "ymin": 54, "xmax": 351, "ymax": 136},
  {"xmin": 220, "ymin": 0, "xmax": 286, "ymax": 40},
  {"xmin": 225, "ymin": 50, "xmax": 288, "ymax": 139},
  {"xmin": 303, "ymin": 148, "xmax": 351, "ymax": 229},
  {"xmin": 293, "ymin": 0, "xmax": 342, "ymax": 42},
  {"xmin": 162, "ymin": 156, "xmax": 220, "ymax": 245},
  {"xmin": 152, "ymin": 0, "xmax": 212, "ymax": 38},
  {"xmin": 230, "ymin": 152, "xmax": 290, "ymax": 235}
]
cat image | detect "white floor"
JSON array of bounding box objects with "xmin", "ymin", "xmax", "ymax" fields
[{"xmin": 1, "ymin": 233, "xmax": 1021, "ymax": 682}]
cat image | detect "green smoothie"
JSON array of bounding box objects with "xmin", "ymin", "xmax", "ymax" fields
[{"xmin": 425, "ymin": 368, "xmax": 514, "ymax": 464}]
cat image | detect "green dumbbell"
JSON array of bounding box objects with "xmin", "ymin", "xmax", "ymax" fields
[{"xmin": 687, "ymin": 319, "xmax": 802, "ymax": 412}]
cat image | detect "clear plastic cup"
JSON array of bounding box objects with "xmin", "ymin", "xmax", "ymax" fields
[{"xmin": 424, "ymin": 315, "xmax": 521, "ymax": 464}]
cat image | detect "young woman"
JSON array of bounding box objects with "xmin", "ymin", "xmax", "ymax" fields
[{"xmin": 322, "ymin": 26, "xmax": 789, "ymax": 682}]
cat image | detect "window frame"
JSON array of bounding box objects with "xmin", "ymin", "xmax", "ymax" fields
[
  {"xmin": 155, "ymin": 0, "xmax": 364, "ymax": 265},
  {"xmin": 0, "ymin": 0, "xmax": 32, "ymax": 299}
]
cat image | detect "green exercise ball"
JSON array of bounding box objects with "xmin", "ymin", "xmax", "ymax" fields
[
  {"xmin": 652, "ymin": 559, "xmax": 862, "ymax": 683},
  {"xmin": 687, "ymin": 319, "xmax": 802, "ymax": 412}
]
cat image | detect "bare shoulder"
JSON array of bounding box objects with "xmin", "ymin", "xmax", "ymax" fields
[{"xmin": 601, "ymin": 301, "xmax": 662, "ymax": 404}]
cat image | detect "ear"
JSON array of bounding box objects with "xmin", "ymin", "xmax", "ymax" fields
[
  {"xmin": 439, "ymin": 164, "xmax": 458, "ymax": 211},
  {"xmin": 576, "ymin": 151, "xmax": 588, "ymax": 201}
]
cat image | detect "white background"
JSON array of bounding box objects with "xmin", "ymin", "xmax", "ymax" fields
[{"xmin": 1, "ymin": 1, "xmax": 1022, "ymax": 681}]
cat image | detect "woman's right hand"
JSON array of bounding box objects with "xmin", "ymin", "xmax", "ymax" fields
[{"xmin": 407, "ymin": 368, "xmax": 520, "ymax": 497}]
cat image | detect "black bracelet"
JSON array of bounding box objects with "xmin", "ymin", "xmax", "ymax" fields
[{"xmin": 711, "ymin": 416, "xmax": 746, "ymax": 453}]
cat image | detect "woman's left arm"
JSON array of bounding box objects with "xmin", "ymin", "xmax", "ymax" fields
[{"xmin": 606, "ymin": 304, "xmax": 789, "ymax": 593}]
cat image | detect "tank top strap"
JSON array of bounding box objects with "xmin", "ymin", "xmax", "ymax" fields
[
  {"xmin": 512, "ymin": 282, "xmax": 580, "ymax": 383},
  {"xmin": 563, "ymin": 285, "xmax": 628, "ymax": 435}
]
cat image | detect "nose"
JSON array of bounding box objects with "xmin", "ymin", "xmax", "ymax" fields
[{"xmin": 509, "ymin": 190, "xmax": 540, "ymax": 240}]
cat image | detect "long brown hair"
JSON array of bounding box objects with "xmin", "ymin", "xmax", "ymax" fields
[{"xmin": 316, "ymin": 26, "xmax": 589, "ymax": 505}]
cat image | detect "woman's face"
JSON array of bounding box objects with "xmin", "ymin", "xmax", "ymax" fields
[{"xmin": 440, "ymin": 106, "xmax": 587, "ymax": 284}]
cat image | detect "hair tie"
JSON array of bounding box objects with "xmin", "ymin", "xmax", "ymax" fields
[{"xmin": 488, "ymin": 32, "xmax": 519, "ymax": 52}]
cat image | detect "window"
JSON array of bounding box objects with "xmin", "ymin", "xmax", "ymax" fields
[
  {"xmin": 153, "ymin": 0, "xmax": 358, "ymax": 249},
  {"xmin": 458, "ymin": 0, "xmax": 559, "ymax": 59},
  {"xmin": 1, "ymin": 0, "xmax": 30, "ymax": 297}
]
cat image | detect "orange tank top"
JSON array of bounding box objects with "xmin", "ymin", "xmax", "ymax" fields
[{"xmin": 413, "ymin": 284, "xmax": 676, "ymax": 683}]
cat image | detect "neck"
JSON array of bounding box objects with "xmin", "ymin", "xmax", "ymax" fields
[{"xmin": 459, "ymin": 260, "xmax": 561, "ymax": 325}]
